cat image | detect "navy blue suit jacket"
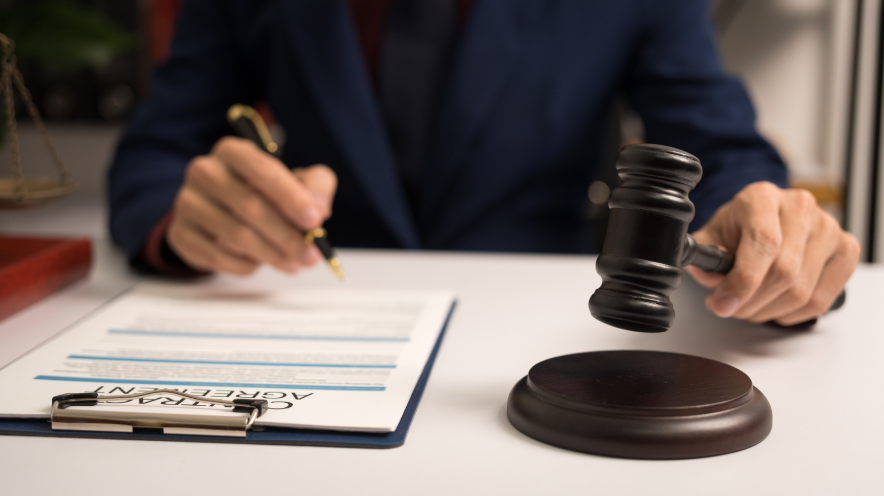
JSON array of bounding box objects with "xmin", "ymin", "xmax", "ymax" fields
[{"xmin": 109, "ymin": 0, "xmax": 787, "ymax": 265}]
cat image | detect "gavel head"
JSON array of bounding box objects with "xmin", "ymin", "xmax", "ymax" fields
[{"xmin": 589, "ymin": 144, "xmax": 703, "ymax": 333}]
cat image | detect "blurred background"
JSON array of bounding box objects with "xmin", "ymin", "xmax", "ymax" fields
[{"xmin": 2, "ymin": 0, "xmax": 884, "ymax": 261}]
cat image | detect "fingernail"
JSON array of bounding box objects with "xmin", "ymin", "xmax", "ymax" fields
[
  {"xmin": 311, "ymin": 191, "xmax": 330, "ymax": 210},
  {"xmin": 300, "ymin": 207, "xmax": 320, "ymax": 227},
  {"xmin": 713, "ymin": 296, "xmax": 740, "ymax": 317}
]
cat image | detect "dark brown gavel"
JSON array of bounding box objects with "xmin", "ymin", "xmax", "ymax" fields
[{"xmin": 589, "ymin": 144, "xmax": 845, "ymax": 333}]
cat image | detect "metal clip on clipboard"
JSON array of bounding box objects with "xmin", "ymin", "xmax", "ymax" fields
[{"xmin": 50, "ymin": 389, "xmax": 269, "ymax": 438}]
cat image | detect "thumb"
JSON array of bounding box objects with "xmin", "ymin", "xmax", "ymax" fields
[
  {"xmin": 691, "ymin": 227, "xmax": 719, "ymax": 247},
  {"xmin": 686, "ymin": 229, "xmax": 726, "ymax": 288},
  {"xmin": 293, "ymin": 164, "xmax": 338, "ymax": 220}
]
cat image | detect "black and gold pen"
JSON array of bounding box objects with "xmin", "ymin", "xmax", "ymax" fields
[{"xmin": 227, "ymin": 104, "xmax": 346, "ymax": 281}]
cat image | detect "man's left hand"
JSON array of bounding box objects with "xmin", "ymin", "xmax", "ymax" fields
[{"xmin": 686, "ymin": 181, "xmax": 861, "ymax": 326}]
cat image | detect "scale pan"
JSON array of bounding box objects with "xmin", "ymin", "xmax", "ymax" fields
[{"xmin": 0, "ymin": 177, "xmax": 78, "ymax": 209}]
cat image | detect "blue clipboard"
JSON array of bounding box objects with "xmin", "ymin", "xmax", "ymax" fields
[{"xmin": 0, "ymin": 302, "xmax": 456, "ymax": 449}]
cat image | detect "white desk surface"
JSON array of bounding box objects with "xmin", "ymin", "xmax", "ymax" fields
[{"xmin": 1, "ymin": 201, "xmax": 883, "ymax": 496}]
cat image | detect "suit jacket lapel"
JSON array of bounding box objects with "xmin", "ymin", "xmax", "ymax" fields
[{"xmin": 283, "ymin": 1, "xmax": 421, "ymax": 248}]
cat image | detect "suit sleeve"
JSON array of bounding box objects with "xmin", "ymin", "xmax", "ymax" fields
[
  {"xmin": 108, "ymin": 0, "xmax": 254, "ymax": 269},
  {"xmin": 623, "ymin": 0, "xmax": 788, "ymax": 230}
]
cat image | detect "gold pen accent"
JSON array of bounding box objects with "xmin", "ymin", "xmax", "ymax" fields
[
  {"xmin": 304, "ymin": 227, "xmax": 346, "ymax": 281},
  {"xmin": 325, "ymin": 256, "xmax": 346, "ymax": 282},
  {"xmin": 227, "ymin": 104, "xmax": 279, "ymax": 154},
  {"xmin": 304, "ymin": 227, "xmax": 324, "ymax": 245}
]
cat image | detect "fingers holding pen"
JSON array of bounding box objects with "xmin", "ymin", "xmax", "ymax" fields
[
  {"xmin": 167, "ymin": 137, "xmax": 340, "ymax": 276},
  {"xmin": 173, "ymin": 187, "xmax": 295, "ymax": 273},
  {"xmin": 293, "ymin": 164, "xmax": 337, "ymax": 219},
  {"xmin": 166, "ymin": 216, "xmax": 259, "ymax": 276},
  {"xmin": 186, "ymin": 155, "xmax": 316, "ymax": 265},
  {"xmin": 212, "ymin": 137, "xmax": 335, "ymax": 231},
  {"xmin": 171, "ymin": 152, "xmax": 306, "ymax": 274}
]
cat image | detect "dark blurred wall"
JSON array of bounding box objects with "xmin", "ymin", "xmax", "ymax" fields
[{"xmin": 1, "ymin": 0, "xmax": 145, "ymax": 123}]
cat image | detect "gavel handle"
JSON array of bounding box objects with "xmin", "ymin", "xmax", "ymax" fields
[
  {"xmin": 680, "ymin": 234, "xmax": 846, "ymax": 319},
  {"xmin": 680, "ymin": 235, "xmax": 735, "ymax": 274}
]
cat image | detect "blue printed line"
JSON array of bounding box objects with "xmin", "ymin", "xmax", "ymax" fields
[
  {"xmin": 108, "ymin": 329, "xmax": 409, "ymax": 342},
  {"xmin": 67, "ymin": 355, "xmax": 395, "ymax": 369},
  {"xmin": 34, "ymin": 375, "xmax": 385, "ymax": 391}
]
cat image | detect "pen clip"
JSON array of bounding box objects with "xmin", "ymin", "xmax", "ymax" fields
[{"xmin": 227, "ymin": 104, "xmax": 278, "ymax": 154}]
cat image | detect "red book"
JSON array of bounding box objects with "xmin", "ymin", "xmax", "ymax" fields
[{"xmin": 0, "ymin": 236, "xmax": 93, "ymax": 322}]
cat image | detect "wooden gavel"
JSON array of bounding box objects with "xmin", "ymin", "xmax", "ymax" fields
[{"xmin": 589, "ymin": 144, "xmax": 845, "ymax": 333}]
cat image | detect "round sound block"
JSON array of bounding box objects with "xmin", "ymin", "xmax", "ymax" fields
[{"xmin": 507, "ymin": 350, "xmax": 772, "ymax": 459}]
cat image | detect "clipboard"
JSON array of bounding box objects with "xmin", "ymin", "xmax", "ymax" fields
[{"xmin": 0, "ymin": 302, "xmax": 455, "ymax": 448}]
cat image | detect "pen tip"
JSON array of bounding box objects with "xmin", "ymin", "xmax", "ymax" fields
[{"xmin": 328, "ymin": 258, "xmax": 346, "ymax": 282}]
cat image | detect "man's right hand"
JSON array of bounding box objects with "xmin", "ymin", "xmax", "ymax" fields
[{"xmin": 166, "ymin": 137, "xmax": 338, "ymax": 276}]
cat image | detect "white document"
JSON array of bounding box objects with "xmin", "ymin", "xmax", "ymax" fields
[{"xmin": 0, "ymin": 283, "xmax": 455, "ymax": 432}]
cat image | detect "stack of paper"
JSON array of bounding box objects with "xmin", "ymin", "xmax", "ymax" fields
[{"xmin": 0, "ymin": 283, "xmax": 456, "ymax": 433}]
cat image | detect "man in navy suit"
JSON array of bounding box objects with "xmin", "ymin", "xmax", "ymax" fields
[{"xmin": 109, "ymin": 0, "xmax": 859, "ymax": 326}]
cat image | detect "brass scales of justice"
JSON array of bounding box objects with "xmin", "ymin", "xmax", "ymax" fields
[{"xmin": 0, "ymin": 32, "xmax": 77, "ymax": 209}]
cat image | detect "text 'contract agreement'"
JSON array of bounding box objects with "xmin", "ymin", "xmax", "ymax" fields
[{"xmin": 0, "ymin": 283, "xmax": 456, "ymax": 432}]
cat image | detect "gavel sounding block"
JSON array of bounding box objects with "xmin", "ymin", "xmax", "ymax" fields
[{"xmin": 507, "ymin": 351, "xmax": 772, "ymax": 459}]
